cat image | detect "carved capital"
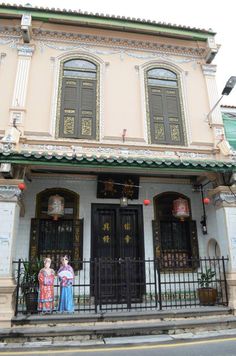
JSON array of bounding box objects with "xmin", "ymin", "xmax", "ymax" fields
[
  {"xmin": 208, "ymin": 186, "xmax": 236, "ymax": 208},
  {"xmin": 0, "ymin": 185, "xmax": 22, "ymax": 202},
  {"xmin": 16, "ymin": 44, "xmax": 34, "ymax": 57},
  {"xmin": 202, "ymin": 64, "xmax": 217, "ymax": 77}
]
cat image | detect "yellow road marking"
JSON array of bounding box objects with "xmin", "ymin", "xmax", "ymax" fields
[{"xmin": 1, "ymin": 336, "xmax": 236, "ymax": 355}]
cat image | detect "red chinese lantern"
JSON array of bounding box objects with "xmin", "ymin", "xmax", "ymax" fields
[
  {"xmin": 143, "ymin": 199, "xmax": 151, "ymax": 206},
  {"xmin": 18, "ymin": 182, "xmax": 26, "ymax": 191},
  {"xmin": 172, "ymin": 198, "xmax": 190, "ymax": 221},
  {"xmin": 203, "ymin": 197, "xmax": 210, "ymax": 205},
  {"xmin": 48, "ymin": 195, "xmax": 64, "ymax": 221}
]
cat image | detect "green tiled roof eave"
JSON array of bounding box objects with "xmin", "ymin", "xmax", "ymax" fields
[
  {"xmin": 0, "ymin": 152, "xmax": 236, "ymax": 172},
  {"xmin": 0, "ymin": 6, "xmax": 214, "ymax": 41}
]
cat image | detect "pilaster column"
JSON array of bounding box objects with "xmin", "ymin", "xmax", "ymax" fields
[
  {"xmin": 208, "ymin": 185, "xmax": 236, "ymax": 312},
  {"xmin": 202, "ymin": 64, "xmax": 225, "ymax": 148},
  {"xmin": 8, "ymin": 44, "xmax": 34, "ymax": 134},
  {"xmin": 0, "ymin": 181, "xmax": 22, "ymax": 327}
]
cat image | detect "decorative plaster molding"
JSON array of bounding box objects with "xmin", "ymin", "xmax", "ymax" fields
[
  {"xmin": 102, "ymin": 136, "xmax": 146, "ymax": 143},
  {"xmin": 1, "ymin": 143, "xmax": 14, "ymax": 152},
  {"xmin": 0, "ymin": 37, "xmax": 19, "ymax": 46},
  {"xmin": 190, "ymin": 141, "xmax": 214, "ymax": 147},
  {"xmin": 19, "ymin": 143, "xmax": 215, "ymax": 161},
  {"xmin": 212, "ymin": 192, "xmax": 236, "ymax": 208},
  {"xmin": 16, "ymin": 44, "xmax": 34, "ymax": 57},
  {"xmin": 24, "ymin": 131, "xmax": 52, "ymax": 137},
  {"xmin": 202, "ymin": 64, "xmax": 217, "ymax": 77},
  {"xmin": 38, "ymin": 39, "xmax": 203, "ymax": 63},
  {"xmin": 0, "ymin": 186, "xmax": 21, "ymax": 202},
  {"xmin": 31, "ymin": 28, "xmax": 206, "ymax": 57},
  {"xmin": 208, "ymin": 187, "xmax": 236, "ymax": 208},
  {"xmin": 0, "ymin": 25, "xmax": 21, "ymax": 35}
]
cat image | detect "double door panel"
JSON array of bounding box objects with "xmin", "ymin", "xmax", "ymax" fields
[{"xmin": 91, "ymin": 204, "xmax": 145, "ymax": 304}]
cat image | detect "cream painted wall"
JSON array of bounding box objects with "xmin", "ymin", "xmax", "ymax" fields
[
  {"xmin": 25, "ymin": 45, "xmax": 55, "ymax": 135},
  {"xmin": 103, "ymin": 55, "xmax": 143, "ymax": 140},
  {"xmin": 183, "ymin": 62, "xmax": 213, "ymax": 145}
]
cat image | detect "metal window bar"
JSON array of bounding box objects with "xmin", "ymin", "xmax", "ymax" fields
[{"xmin": 12, "ymin": 256, "xmax": 229, "ymax": 316}]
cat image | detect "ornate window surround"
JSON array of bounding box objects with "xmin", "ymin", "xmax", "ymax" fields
[
  {"xmin": 50, "ymin": 51, "xmax": 105, "ymax": 142},
  {"xmin": 153, "ymin": 191, "xmax": 199, "ymax": 268},
  {"xmin": 139, "ymin": 60, "xmax": 190, "ymax": 146}
]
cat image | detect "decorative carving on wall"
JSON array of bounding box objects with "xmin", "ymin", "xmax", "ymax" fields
[
  {"xmin": 0, "ymin": 27, "xmax": 206, "ymax": 61},
  {"xmin": 212, "ymin": 192, "xmax": 236, "ymax": 208},
  {"xmin": 37, "ymin": 40, "xmax": 201, "ymax": 63},
  {"xmin": 0, "ymin": 186, "xmax": 21, "ymax": 201},
  {"xmin": 10, "ymin": 143, "xmax": 216, "ymax": 161}
]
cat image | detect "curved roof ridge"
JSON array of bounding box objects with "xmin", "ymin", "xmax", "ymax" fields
[{"xmin": 0, "ymin": 2, "xmax": 216, "ymax": 35}]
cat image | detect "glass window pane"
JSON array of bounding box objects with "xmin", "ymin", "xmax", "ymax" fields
[
  {"xmin": 63, "ymin": 70, "xmax": 96, "ymax": 78},
  {"xmin": 148, "ymin": 78, "xmax": 177, "ymax": 87},
  {"xmin": 148, "ymin": 68, "xmax": 177, "ymax": 79},
  {"xmin": 64, "ymin": 59, "xmax": 96, "ymax": 70},
  {"xmin": 64, "ymin": 59, "xmax": 95, "ymax": 69}
]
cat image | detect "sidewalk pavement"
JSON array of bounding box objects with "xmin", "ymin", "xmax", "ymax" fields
[{"xmin": 1, "ymin": 328, "xmax": 236, "ymax": 351}]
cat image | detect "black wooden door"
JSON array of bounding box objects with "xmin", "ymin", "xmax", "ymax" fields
[{"xmin": 91, "ymin": 204, "xmax": 145, "ymax": 304}]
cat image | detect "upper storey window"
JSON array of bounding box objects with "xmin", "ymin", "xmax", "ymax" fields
[
  {"xmin": 147, "ymin": 68, "xmax": 185, "ymax": 145},
  {"xmin": 59, "ymin": 59, "xmax": 97, "ymax": 140}
]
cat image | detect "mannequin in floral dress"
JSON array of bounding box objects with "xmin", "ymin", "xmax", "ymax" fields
[
  {"xmin": 38, "ymin": 257, "xmax": 55, "ymax": 313},
  {"xmin": 58, "ymin": 255, "xmax": 74, "ymax": 312}
]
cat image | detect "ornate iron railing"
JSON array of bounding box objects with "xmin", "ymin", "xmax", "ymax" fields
[{"xmin": 13, "ymin": 256, "xmax": 229, "ymax": 316}]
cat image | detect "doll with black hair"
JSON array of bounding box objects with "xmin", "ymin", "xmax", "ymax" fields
[{"xmin": 58, "ymin": 255, "xmax": 74, "ymax": 312}]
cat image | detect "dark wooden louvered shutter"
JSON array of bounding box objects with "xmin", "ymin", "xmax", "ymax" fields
[
  {"xmin": 29, "ymin": 218, "xmax": 40, "ymax": 260},
  {"xmin": 149, "ymin": 86, "xmax": 184, "ymax": 145},
  {"xmin": 73, "ymin": 219, "xmax": 84, "ymax": 271},
  {"xmin": 149, "ymin": 87, "xmax": 166, "ymax": 144},
  {"xmin": 165, "ymin": 88, "xmax": 184, "ymax": 145},
  {"xmin": 60, "ymin": 78, "xmax": 80, "ymax": 138},
  {"xmin": 152, "ymin": 220, "xmax": 161, "ymax": 260},
  {"xmin": 189, "ymin": 220, "xmax": 199, "ymax": 269},
  {"xmin": 78, "ymin": 80, "xmax": 96, "ymax": 139}
]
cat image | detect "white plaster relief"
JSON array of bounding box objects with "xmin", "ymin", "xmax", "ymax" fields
[
  {"xmin": 38, "ymin": 40, "xmax": 200, "ymax": 63},
  {"xmin": 0, "ymin": 186, "xmax": 21, "ymax": 201},
  {"xmin": 12, "ymin": 56, "xmax": 32, "ymax": 108},
  {"xmin": 18, "ymin": 143, "xmax": 215, "ymax": 161},
  {"xmin": 0, "ymin": 202, "xmax": 20, "ymax": 276},
  {"xmin": 225, "ymin": 209, "xmax": 236, "ymax": 270}
]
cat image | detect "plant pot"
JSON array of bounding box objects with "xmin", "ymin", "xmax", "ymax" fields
[
  {"xmin": 25, "ymin": 291, "xmax": 38, "ymax": 314},
  {"xmin": 197, "ymin": 287, "xmax": 217, "ymax": 306}
]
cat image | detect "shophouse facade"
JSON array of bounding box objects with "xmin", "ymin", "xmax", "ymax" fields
[{"xmin": 0, "ymin": 4, "xmax": 236, "ymax": 327}]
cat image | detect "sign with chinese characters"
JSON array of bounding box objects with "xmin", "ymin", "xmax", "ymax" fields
[{"xmin": 97, "ymin": 174, "xmax": 139, "ymax": 199}]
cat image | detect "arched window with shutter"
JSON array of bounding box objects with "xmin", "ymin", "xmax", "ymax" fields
[
  {"xmin": 58, "ymin": 59, "xmax": 98, "ymax": 140},
  {"xmin": 152, "ymin": 192, "xmax": 199, "ymax": 269},
  {"xmin": 147, "ymin": 67, "xmax": 185, "ymax": 145}
]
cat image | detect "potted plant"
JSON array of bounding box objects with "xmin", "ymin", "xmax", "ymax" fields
[
  {"xmin": 197, "ymin": 268, "xmax": 217, "ymax": 306},
  {"xmin": 21, "ymin": 259, "xmax": 43, "ymax": 313}
]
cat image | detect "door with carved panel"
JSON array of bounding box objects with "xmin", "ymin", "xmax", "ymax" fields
[{"xmin": 91, "ymin": 204, "xmax": 145, "ymax": 303}]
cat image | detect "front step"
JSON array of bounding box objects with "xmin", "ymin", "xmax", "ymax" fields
[
  {"xmin": 11, "ymin": 306, "xmax": 233, "ymax": 325},
  {"xmin": 1, "ymin": 307, "xmax": 235, "ymax": 343}
]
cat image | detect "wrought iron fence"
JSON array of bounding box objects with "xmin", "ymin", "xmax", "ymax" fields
[{"xmin": 13, "ymin": 256, "xmax": 229, "ymax": 316}]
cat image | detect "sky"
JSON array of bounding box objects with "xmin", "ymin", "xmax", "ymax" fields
[{"xmin": 4, "ymin": 0, "xmax": 236, "ymax": 106}]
